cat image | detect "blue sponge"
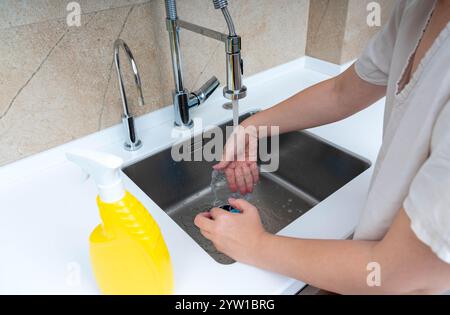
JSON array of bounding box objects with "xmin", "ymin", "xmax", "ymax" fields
[{"xmin": 220, "ymin": 204, "xmax": 241, "ymax": 214}]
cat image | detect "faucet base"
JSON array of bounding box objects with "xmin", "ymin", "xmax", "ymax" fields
[
  {"xmin": 173, "ymin": 120, "xmax": 194, "ymax": 129},
  {"xmin": 122, "ymin": 115, "xmax": 143, "ymax": 151},
  {"xmin": 124, "ymin": 140, "xmax": 143, "ymax": 151}
]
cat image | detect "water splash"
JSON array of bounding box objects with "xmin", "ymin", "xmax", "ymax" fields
[
  {"xmin": 210, "ymin": 170, "xmax": 227, "ymax": 207},
  {"xmin": 210, "ymin": 169, "xmax": 252, "ymax": 208}
]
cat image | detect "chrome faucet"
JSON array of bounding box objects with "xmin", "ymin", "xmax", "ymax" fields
[
  {"xmin": 114, "ymin": 39, "xmax": 144, "ymax": 151},
  {"xmin": 165, "ymin": 0, "xmax": 247, "ymax": 128}
]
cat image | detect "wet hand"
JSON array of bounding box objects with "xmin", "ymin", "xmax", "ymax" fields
[
  {"xmin": 213, "ymin": 125, "xmax": 259, "ymax": 195},
  {"xmin": 194, "ymin": 198, "xmax": 268, "ymax": 265}
]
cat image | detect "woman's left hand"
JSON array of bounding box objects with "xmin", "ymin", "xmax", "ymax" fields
[{"xmin": 194, "ymin": 198, "xmax": 269, "ymax": 265}]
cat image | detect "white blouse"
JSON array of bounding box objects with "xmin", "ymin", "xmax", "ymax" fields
[{"xmin": 353, "ymin": 0, "xmax": 450, "ymax": 263}]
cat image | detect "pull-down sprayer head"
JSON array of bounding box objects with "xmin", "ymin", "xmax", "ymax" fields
[{"xmin": 211, "ymin": 1, "xmax": 246, "ymax": 100}]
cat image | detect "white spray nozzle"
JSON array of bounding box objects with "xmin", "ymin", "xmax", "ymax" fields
[{"xmin": 66, "ymin": 150, "xmax": 125, "ymax": 203}]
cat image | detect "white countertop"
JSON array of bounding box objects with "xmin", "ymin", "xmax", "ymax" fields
[{"xmin": 0, "ymin": 57, "xmax": 385, "ymax": 295}]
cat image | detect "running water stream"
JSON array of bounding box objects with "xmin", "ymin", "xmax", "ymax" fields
[
  {"xmin": 210, "ymin": 99, "xmax": 241, "ymax": 205},
  {"xmin": 232, "ymin": 99, "xmax": 239, "ymax": 129},
  {"xmin": 208, "ymin": 99, "xmax": 243, "ymax": 208}
]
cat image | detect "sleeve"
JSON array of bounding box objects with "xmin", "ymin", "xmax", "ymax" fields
[
  {"xmin": 404, "ymin": 101, "xmax": 450, "ymax": 264},
  {"xmin": 354, "ymin": 0, "xmax": 407, "ymax": 86}
]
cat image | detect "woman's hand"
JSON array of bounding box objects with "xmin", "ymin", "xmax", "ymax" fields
[
  {"xmin": 213, "ymin": 125, "xmax": 259, "ymax": 195},
  {"xmin": 194, "ymin": 198, "xmax": 269, "ymax": 265}
]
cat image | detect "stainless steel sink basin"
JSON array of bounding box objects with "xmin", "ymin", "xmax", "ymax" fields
[{"xmin": 123, "ymin": 112, "xmax": 371, "ymax": 264}]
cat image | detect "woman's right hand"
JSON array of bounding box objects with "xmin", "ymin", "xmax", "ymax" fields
[{"xmin": 213, "ymin": 125, "xmax": 259, "ymax": 195}]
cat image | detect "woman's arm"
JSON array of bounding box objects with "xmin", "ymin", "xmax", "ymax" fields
[
  {"xmin": 255, "ymin": 209, "xmax": 450, "ymax": 294},
  {"xmin": 213, "ymin": 64, "xmax": 387, "ymax": 194},
  {"xmin": 195, "ymin": 199, "xmax": 450, "ymax": 294},
  {"xmin": 242, "ymin": 64, "xmax": 386, "ymax": 135}
]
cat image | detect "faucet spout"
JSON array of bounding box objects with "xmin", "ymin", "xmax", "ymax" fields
[
  {"xmin": 189, "ymin": 76, "xmax": 220, "ymax": 108},
  {"xmin": 114, "ymin": 39, "xmax": 144, "ymax": 151}
]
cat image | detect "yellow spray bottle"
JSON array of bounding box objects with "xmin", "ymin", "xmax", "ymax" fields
[{"xmin": 67, "ymin": 150, "xmax": 173, "ymax": 295}]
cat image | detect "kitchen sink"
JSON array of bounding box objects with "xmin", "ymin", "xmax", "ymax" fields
[{"xmin": 123, "ymin": 112, "xmax": 371, "ymax": 264}]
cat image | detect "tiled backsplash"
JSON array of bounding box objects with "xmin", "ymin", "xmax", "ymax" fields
[
  {"xmin": 0, "ymin": 0, "xmax": 390, "ymax": 166},
  {"xmin": 306, "ymin": 0, "xmax": 395, "ymax": 64},
  {"xmin": 0, "ymin": 0, "xmax": 309, "ymax": 166}
]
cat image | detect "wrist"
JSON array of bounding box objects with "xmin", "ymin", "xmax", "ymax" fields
[
  {"xmin": 240, "ymin": 117, "xmax": 261, "ymax": 139},
  {"xmin": 240, "ymin": 117, "xmax": 255, "ymax": 129},
  {"xmin": 248, "ymin": 230, "xmax": 273, "ymax": 266}
]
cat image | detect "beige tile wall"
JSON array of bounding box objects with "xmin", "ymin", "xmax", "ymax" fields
[
  {"xmin": 0, "ymin": 0, "xmax": 150, "ymax": 29},
  {"xmin": 306, "ymin": 0, "xmax": 349, "ymax": 64},
  {"xmin": 0, "ymin": 0, "xmax": 394, "ymax": 166},
  {"xmin": 0, "ymin": 0, "xmax": 309, "ymax": 166},
  {"xmin": 306, "ymin": 0, "xmax": 395, "ymax": 64},
  {"xmin": 341, "ymin": 0, "xmax": 396, "ymax": 63}
]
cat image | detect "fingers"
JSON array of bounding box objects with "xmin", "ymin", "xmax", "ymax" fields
[
  {"xmin": 234, "ymin": 166, "xmax": 248, "ymax": 195},
  {"xmin": 194, "ymin": 213, "xmax": 214, "ymax": 232},
  {"xmin": 249, "ymin": 162, "xmax": 259, "ymax": 184},
  {"xmin": 209, "ymin": 207, "xmax": 230, "ymax": 220},
  {"xmin": 240, "ymin": 163, "xmax": 254, "ymax": 193},
  {"xmin": 199, "ymin": 228, "xmax": 214, "ymax": 241},
  {"xmin": 228, "ymin": 198, "xmax": 258, "ymax": 214},
  {"xmin": 195, "ymin": 212, "xmax": 219, "ymax": 241},
  {"xmin": 197, "ymin": 212, "xmax": 213, "ymax": 219},
  {"xmin": 213, "ymin": 160, "xmax": 230, "ymax": 170},
  {"xmin": 196, "ymin": 208, "xmax": 229, "ymax": 241},
  {"xmin": 217, "ymin": 162, "xmax": 258, "ymax": 195},
  {"xmin": 225, "ymin": 167, "xmax": 238, "ymax": 192},
  {"xmin": 234, "ymin": 163, "xmax": 256, "ymax": 194}
]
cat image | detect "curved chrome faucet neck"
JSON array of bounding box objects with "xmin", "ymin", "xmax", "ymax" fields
[
  {"xmin": 114, "ymin": 39, "xmax": 145, "ymax": 115},
  {"xmin": 113, "ymin": 39, "xmax": 144, "ymax": 151}
]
